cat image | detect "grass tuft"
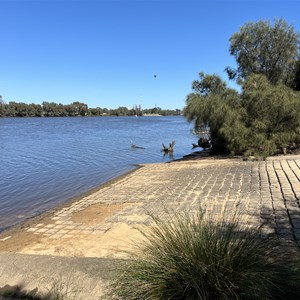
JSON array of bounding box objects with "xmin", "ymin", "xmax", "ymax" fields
[{"xmin": 107, "ymin": 210, "xmax": 300, "ymax": 300}]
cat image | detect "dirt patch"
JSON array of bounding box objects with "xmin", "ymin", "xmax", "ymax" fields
[
  {"xmin": 0, "ymin": 215, "xmax": 57, "ymax": 253},
  {"xmin": 0, "ymin": 231, "xmax": 37, "ymax": 252},
  {"xmin": 71, "ymin": 203, "xmax": 129, "ymax": 225},
  {"xmin": 8, "ymin": 223, "xmax": 143, "ymax": 258},
  {"xmin": 0, "ymin": 202, "xmax": 141, "ymax": 257}
]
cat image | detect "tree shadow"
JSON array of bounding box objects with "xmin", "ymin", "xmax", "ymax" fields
[{"xmin": 0, "ymin": 284, "xmax": 41, "ymax": 299}]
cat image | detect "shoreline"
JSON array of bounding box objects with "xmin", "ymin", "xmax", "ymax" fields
[
  {"xmin": 0, "ymin": 164, "xmax": 144, "ymax": 237},
  {"xmin": 0, "ymin": 148, "xmax": 288, "ymax": 237},
  {"xmin": 0, "ymin": 155, "xmax": 216, "ymax": 257},
  {"xmin": 0, "ymin": 150, "xmax": 216, "ymax": 257},
  {"xmin": 2, "ymin": 153, "xmax": 299, "ymax": 256},
  {"xmin": 1, "ymin": 149, "xmax": 210, "ymax": 236}
]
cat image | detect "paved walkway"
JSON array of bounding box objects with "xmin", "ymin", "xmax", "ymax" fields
[{"xmin": 1, "ymin": 154, "xmax": 300, "ymax": 298}]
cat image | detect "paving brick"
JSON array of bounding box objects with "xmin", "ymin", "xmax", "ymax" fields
[{"xmin": 16, "ymin": 155, "xmax": 300, "ymax": 249}]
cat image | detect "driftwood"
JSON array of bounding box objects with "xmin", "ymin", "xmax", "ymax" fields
[
  {"xmin": 193, "ymin": 129, "xmax": 211, "ymax": 149},
  {"xmin": 162, "ymin": 140, "xmax": 176, "ymax": 153},
  {"xmin": 131, "ymin": 141, "xmax": 145, "ymax": 149},
  {"xmin": 199, "ymin": 138, "xmax": 211, "ymax": 149},
  {"xmin": 196, "ymin": 138, "xmax": 211, "ymax": 149}
]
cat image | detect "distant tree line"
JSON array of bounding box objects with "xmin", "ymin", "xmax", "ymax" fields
[
  {"xmin": 0, "ymin": 100, "xmax": 181, "ymax": 117},
  {"xmin": 184, "ymin": 18, "xmax": 300, "ymax": 157}
]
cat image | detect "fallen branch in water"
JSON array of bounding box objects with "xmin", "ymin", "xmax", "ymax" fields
[{"xmin": 162, "ymin": 140, "xmax": 176, "ymax": 153}]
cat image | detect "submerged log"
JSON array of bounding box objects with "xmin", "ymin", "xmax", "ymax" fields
[{"xmin": 131, "ymin": 141, "xmax": 145, "ymax": 149}]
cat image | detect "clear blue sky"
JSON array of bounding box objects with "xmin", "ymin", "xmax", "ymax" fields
[{"xmin": 0, "ymin": 0, "xmax": 299, "ymax": 110}]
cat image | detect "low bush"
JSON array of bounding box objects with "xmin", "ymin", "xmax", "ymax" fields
[{"xmin": 108, "ymin": 210, "xmax": 300, "ymax": 299}]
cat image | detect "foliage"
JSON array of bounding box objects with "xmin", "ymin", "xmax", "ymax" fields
[
  {"xmin": 226, "ymin": 18, "xmax": 300, "ymax": 88},
  {"xmin": 294, "ymin": 59, "xmax": 300, "ymax": 91},
  {"xmin": 240, "ymin": 74, "xmax": 300, "ymax": 155},
  {"xmin": 0, "ymin": 101, "xmax": 181, "ymax": 118},
  {"xmin": 191, "ymin": 72, "xmax": 227, "ymax": 96},
  {"xmin": 107, "ymin": 210, "xmax": 300, "ymax": 300},
  {"xmin": 184, "ymin": 72, "xmax": 300, "ymax": 156},
  {"xmin": 184, "ymin": 73, "xmax": 246, "ymax": 154},
  {"xmin": 185, "ymin": 18, "xmax": 300, "ymax": 156}
]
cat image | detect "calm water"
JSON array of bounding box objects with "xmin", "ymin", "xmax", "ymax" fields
[{"xmin": 0, "ymin": 116, "xmax": 196, "ymax": 232}]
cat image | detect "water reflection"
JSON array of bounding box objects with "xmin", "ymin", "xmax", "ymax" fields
[{"xmin": 162, "ymin": 151, "xmax": 174, "ymax": 160}]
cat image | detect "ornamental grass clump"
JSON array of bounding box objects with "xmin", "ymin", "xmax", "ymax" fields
[{"xmin": 108, "ymin": 210, "xmax": 300, "ymax": 300}]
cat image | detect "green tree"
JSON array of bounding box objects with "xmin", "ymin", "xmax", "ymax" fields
[
  {"xmin": 191, "ymin": 72, "xmax": 227, "ymax": 96},
  {"xmin": 15, "ymin": 102, "xmax": 30, "ymax": 117},
  {"xmin": 184, "ymin": 72, "xmax": 300, "ymax": 156},
  {"xmin": 294, "ymin": 59, "xmax": 300, "ymax": 91},
  {"xmin": 42, "ymin": 101, "xmax": 60, "ymax": 117},
  {"xmin": 184, "ymin": 73, "xmax": 244, "ymax": 154},
  {"xmin": 240, "ymin": 74, "xmax": 300, "ymax": 155},
  {"xmin": 0, "ymin": 97, "xmax": 5, "ymax": 117},
  {"xmin": 28, "ymin": 103, "xmax": 43, "ymax": 117},
  {"xmin": 70, "ymin": 101, "xmax": 88, "ymax": 116},
  {"xmin": 185, "ymin": 19, "xmax": 300, "ymax": 156},
  {"xmin": 115, "ymin": 106, "xmax": 129, "ymax": 116},
  {"xmin": 226, "ymin": 18, "xmax": 300, "ymax": 88},
  {"xmin": 65, "ymin": 104, "xmax": 78, "ymax": 117},
  {"xmin": 6, "ymin": 101, "xmax": 18, "ymax": 117},
  {"xmin": 89, "ymin": 107, "xmax": 104, "ymax": 116}
]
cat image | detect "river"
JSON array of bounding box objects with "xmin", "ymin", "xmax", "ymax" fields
[{"xmin": 0, "ymin": 116, "xmax": 196, "ymax": 232}]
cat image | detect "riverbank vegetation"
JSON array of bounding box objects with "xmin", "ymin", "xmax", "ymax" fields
[
  {"xmin": 0, "ymin": 100, "xmax": 181, "ymax": 118},
  {"xmin": 184, "ymin": 19, "xmax": 300, "ymax": 157}
]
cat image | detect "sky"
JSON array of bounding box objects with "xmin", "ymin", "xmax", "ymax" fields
[{"xmin": 0, "ymin": 0, "xmax": 299, "ymax": 110}]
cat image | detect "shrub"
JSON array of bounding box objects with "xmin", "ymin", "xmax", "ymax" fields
[
  {"xmin": 184, "ymin": 72, "xmax": 300, "ymax": 156},
  {"xmin": 108, "ymin": 210, "xmax": 300, "ymax": 300}
]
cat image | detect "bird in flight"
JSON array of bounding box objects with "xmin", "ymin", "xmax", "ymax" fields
[{"xmin": 154, "ymin": 75, "xmax": 157, "ymax": 78}]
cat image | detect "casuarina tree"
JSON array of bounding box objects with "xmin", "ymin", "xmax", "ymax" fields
[
  {"xmin": 184, "ymin": 18, "xmax": 300, "ymax": 157},
  {"xmin": 225, "ymin": 18, "xmax": 300, "ymax": 89}
]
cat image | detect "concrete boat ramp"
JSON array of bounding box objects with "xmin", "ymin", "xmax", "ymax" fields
[{"xmin": 1, "ymin": 155, "xmax": 300, "ymax": 299}]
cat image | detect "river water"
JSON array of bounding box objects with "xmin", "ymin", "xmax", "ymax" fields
[{"xmin": 0, "ymin": 116, "xmax": 196, "ymax": 232}]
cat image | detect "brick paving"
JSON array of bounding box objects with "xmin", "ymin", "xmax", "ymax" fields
[{"xmin": 18, "ymin": 154, "xmax": 300, "ymax": 248}]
